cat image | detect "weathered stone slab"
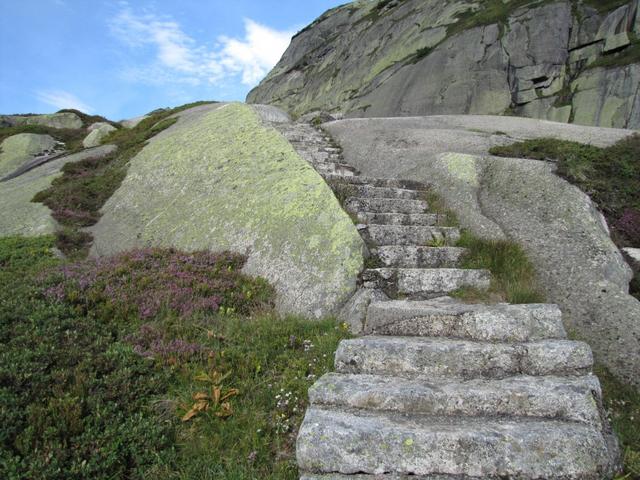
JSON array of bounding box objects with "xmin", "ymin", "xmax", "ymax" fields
[
  {"xmin": 365, "ymin": 300, "xmax": 566, "ymax": 341},
  {"xmin": 335, "ymin": 336, "xmax": 593, "ymax": 379},
  {"xmin": 297, "ymin": 408, "xmax": 614, "ymax": 478},
  {"xmin": 309, "ymin": 373, "xmax": 603, "ymax": 426}
]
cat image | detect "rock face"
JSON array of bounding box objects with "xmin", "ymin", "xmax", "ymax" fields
[
  {"xmin": 0, "ymin": 145, "xmax": 116, "ymax": 237},
  {"xmin": 322, "ymin": 115, "xmax": 640, "ymax": 388},
  {"xmin": 0, "ymin": 133, "xmax": 58, "ymax": 178},
  {"xmin": 0, "ymin": 111, "xmax": 83, "ymax": 129},
  {"xmin": 82, "ymin": 122, "xmax": 117, "ymax": 148},
  {"xmin": 248, "ymin": 0, "xmax": 640, "ymax": 129},
  {"xmin": 90, "ymin": 103, "xmax": 364, "ymax": 318}
]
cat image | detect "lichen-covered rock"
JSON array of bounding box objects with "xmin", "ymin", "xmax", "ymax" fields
[
  {"xmin": 0, "ymin": 133, "xmax": 58, "ymax": 178},
  {"xmin": 0, "ymin": 112, "xmax": 83, "ymax": 129},
  {"xmin": 324, "ymin": 115, "xmax": 640, "ymax": 387},
  {"xmin": 90, "ymin": 103, "xmax": 364, "ymax": 318},
  {"xmin": 248, "ymin": 0, "xmax": 640, "ymax": 129},
  {"xmin": 83, "ymin": 122, "xmax": 117, "ymax": 148},
  {"xmin": 0, "ymin": 145, "xmax": 116, "ymax": 237}
]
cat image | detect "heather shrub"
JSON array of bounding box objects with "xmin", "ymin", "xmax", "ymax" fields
[
  {"xmin": 1, "ymin": 236, "xmax": 348, "ymax": 479},
  {"xmin": 45, "ymin": 248, "xmax": 274, "ymax": 321}
]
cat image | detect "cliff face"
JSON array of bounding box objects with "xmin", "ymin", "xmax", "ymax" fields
[{"xmin": 247, "ymin": 0, "xmax": 640, "ymax": 129}]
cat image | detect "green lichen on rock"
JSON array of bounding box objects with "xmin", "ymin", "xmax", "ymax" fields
[
  {"xmin": 91, "ymin": 103, "xmax": 364, "ymax": 318},
  {"xmin": 0, "ymin": 133, "xmax": 57, "ymax": 178},
  {"xmin": 1, "ymin": 112, "xmax": 84, "ymax": 130},
  {"xmin": 0, "ymin": 145, "xmax": 117, "ymax": 238}
]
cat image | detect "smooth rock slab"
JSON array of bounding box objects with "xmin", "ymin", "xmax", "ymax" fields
[
  {"xmin": 365, "ymin": 300, "xmax": 566, "ymax": 341},
  {"xmin": 309, "ymin": 373, "xmax": 604, "ymax": 426},
  {"xmin": 334, "ymin": 336, "xmax": 594, "ymax": 379},
  {"xmin": 297, "ymin": 408, "xmax": 615, "ymax": 479}
]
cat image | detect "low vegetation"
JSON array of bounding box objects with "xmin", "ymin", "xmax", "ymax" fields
[
  {"xmin": 0, "ymin": 236, "xmax": 350, "ymax": 479},
  {"xmin": 452, "ymin": 231, "xmax": 545, "ymax": 304},
  {"xmin": 31, "ymin": 101, "xmax": 213, "ymax": 258},
  {"xmin": 0, "ymin": 123, "xmax": 87, "ymax": 153},
  {"xmin": 490, "ymin": 134, "xmax": 640, "ymax": 299},
  {"xmin": 597, "ymin": 367, "xmax": 640, "ymax": 477}
]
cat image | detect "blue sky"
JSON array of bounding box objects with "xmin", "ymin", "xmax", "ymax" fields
[{"xmin": 0, "ymin": 0, "xmax": 346, "ymax": 120}]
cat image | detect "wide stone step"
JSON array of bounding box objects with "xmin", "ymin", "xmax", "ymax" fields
[
  {"xmin": 365, "ymin": 300, "xmax": 566, "ymax": 341},
  {"xmin": 297, "ymin": 408, "xmax": 613, "ymax": 479},
  {"xmin": 354, "ymin": 212, "xmax": 442, "ymax": 226},
  {"xmin": 345, "ymin": 197, "xmax": 428, "ymax": 214},
  {"xmin": 371, "ymin": 246, "xmax": 466, "ymax": 268},
  {"xmin": 309, "ymin": 373, "xmax": 603, "ymax": 426},
  {"xmin": 335, "ymin": 336, "xmax": 593, "ymax": 379},
  {"xmin": 325, "ymin": 175, "xmax": 429, "ymax": 190},
  {"xmin": 333, "ymin": 184, "xmax": 422, "ymax": 200},
  {"xmin": 362, "ymin": 268, "xmax": 491, "ymax": 296},
  {"xmin": 314, "ymin": 162, "xmax": 358, "ymax": 176},
  {"xmin": 363, "ymin": 225, "xmax": 460, "ymax": 246}
]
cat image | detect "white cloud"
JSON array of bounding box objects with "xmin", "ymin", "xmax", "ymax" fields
[
  {"xmin": 109, "ymin": 8, "xmax": 294, "ymax": 87},
  {"xmin": 36, "ymin": 90, "xmax": 93, "ymax": 113},
  {"xmin": 218, "ymin": 19, "xmax": 294, "ymax": 85}
]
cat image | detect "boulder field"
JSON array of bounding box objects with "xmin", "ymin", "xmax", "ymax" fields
[
  {"xmin": 321, "ymin": 114, "xmax": 639, "ymax": 388},
  {"xmin": 248, "ymin": 0, "xmax": 640, "ymax": 129},
  {"xmin": 90, "ymin": 103, "xmax": 364, "ymax": 318}
]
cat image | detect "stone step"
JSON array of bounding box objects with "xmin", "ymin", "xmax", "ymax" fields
[
  {"xmin": 314, "ymin": 162, "xmax": 358, "ymax": 176},
  {"xmin": 335, "ymin": 336, "xmax": 593, "ymax": 379},
  {"xmin": 345, "ymin": 197, "xmax": 428, "ymax": 214},
  {"xmin": 333, "ymin": 184, "xmax": 422, "ymax": 200},
  {"xmin": 365, "ymin": 300, "xmax": 567, "ymax": 341},
  {"xmin": 297, "ymin": 408, "xmax": 614, "ymax": 479},
  {"xmin": 325, "ymin": 175, "xmax": 429, "ymax": 190},
  {"xmin": 371, "ymin": 246, "xmax": 466, "ymax": 268},
  {"xmin": 362, "ymin": 268, "xmax": 491, "ymax": 296},
  {"xmin": 362, "ymin": 225, "xmax": 460, "ymax": 246},
  {"xmin": 309, "ymin": 373, "xmax": 603, "ymax": 427},
  {"xmin": 354, "ymin": 212, "xmax": 442, "ymax": 226}
]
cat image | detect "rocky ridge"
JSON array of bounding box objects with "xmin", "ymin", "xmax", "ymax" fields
[
  {"xmin": 248, "ymin": 0, "xmax": 640, "ymax": 129},
  {"xmin": 270, "ymin": 117, "xmax": 621, "ymax": 478}
]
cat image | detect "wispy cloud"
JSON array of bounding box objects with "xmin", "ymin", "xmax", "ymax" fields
[
  {"xmin": 109, "ymin": 8, "xmax": 294, "ymax": 87},
  {"xmin": 36, "ymin": 89, "xmax": 93, "ymax": 113}
]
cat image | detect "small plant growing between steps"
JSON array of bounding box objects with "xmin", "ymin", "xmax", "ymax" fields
[{"xmin": 452, "ymin": 230, "xmax": 545, "ymax": 304}]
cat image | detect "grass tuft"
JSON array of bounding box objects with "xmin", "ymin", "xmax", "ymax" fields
[{"xmin": 453, "ymin": 231, "xmax": 545, "ymax": 304}]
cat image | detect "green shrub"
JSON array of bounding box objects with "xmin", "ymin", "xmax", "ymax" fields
[{"xmin": 0, "ymin": 236, "xmax": 348, "ymax": 479}]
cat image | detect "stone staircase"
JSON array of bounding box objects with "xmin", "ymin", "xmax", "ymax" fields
[{"xmin": 269, "ymin": 118, "xmax": 621, "ymax": 479}]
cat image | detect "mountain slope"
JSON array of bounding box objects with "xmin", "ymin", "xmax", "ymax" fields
[{"xmin": 248, "ymin": 0, "xmax": 640, "ymax": 129}]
